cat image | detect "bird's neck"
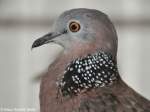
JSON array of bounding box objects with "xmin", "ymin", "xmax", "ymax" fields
[
  {"xmin": 48, "ymin": 42, "xmax": 97, "ymax": 72},
  {"xmin": 48, "ymin": 50, "xmax": 120, "ymax": 91}
]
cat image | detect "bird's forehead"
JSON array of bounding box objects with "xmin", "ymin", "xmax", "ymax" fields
[
  {"xmin": 58, "ymin": 11, "xmax": 86, "ymax": 24},
  {"xmin": 60, "ymin": 9, "xmax": 90, "ymax": 19},
  {"xmin": 57, "ymin": 9, "xmax": 104, "ymax": 24}
]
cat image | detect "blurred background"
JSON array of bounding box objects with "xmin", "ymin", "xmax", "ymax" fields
[{"xmin": 0, "ymin": 0, "xmax": 150, "ymax": 111}]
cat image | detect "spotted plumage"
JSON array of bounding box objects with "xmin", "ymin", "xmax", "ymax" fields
[
  {"xmin": 58, "ymin": 51, "xmax": 119, "ymax": 96},
  {"xmin": 32, "ymin": 8, "xmax": 150, "ymax": 112}
]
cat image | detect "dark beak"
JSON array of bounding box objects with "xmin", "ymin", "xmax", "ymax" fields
[{"xmin": 32, "ymin": 32, "xmax": 63, "ymax": 49}]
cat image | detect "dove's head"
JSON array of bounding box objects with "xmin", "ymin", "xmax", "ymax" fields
[{"xmin": 32, "ymin": 8, "xmax": 118, "ymax": 58}]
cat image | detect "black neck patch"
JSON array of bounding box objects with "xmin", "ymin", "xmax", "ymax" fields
[{"xmin": 57, "ymin": 51, "xmax": 119, "ymax": 96}]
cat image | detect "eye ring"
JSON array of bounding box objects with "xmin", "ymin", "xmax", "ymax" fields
[{"xmin": 69, "ymin": 21, "xmax": 80, "ymax": 32}]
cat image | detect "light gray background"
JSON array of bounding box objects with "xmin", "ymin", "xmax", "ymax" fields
[{"xmin": 0, "ymin": 0, "xmax": 150, "ymax": 111}]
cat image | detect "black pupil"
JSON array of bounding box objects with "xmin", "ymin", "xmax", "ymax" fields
[{"xmin": 72, "ymin": 24, "xmax": 77, "ymax": 30}]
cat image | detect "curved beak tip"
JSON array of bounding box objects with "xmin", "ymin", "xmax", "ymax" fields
[
  {"xmin": 31, "ymin": 39, "xmax": 42, "ymax": 50},
  {"xmin": 31, "ymin": 43, "xmax": 36, "ymax": 51},
  {"xmin": 31, "ymin": 42, "xmax": 36, "ymax": 49}
]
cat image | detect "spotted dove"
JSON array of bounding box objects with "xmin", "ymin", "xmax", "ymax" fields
[{"xmin": 32, "ymin": 8, "xmax": 150, "ymax": 112}]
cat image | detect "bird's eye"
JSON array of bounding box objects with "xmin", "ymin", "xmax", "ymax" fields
[{"xmin": 69, "ymin": 21, "xmax": 80, "ymax": 32}]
